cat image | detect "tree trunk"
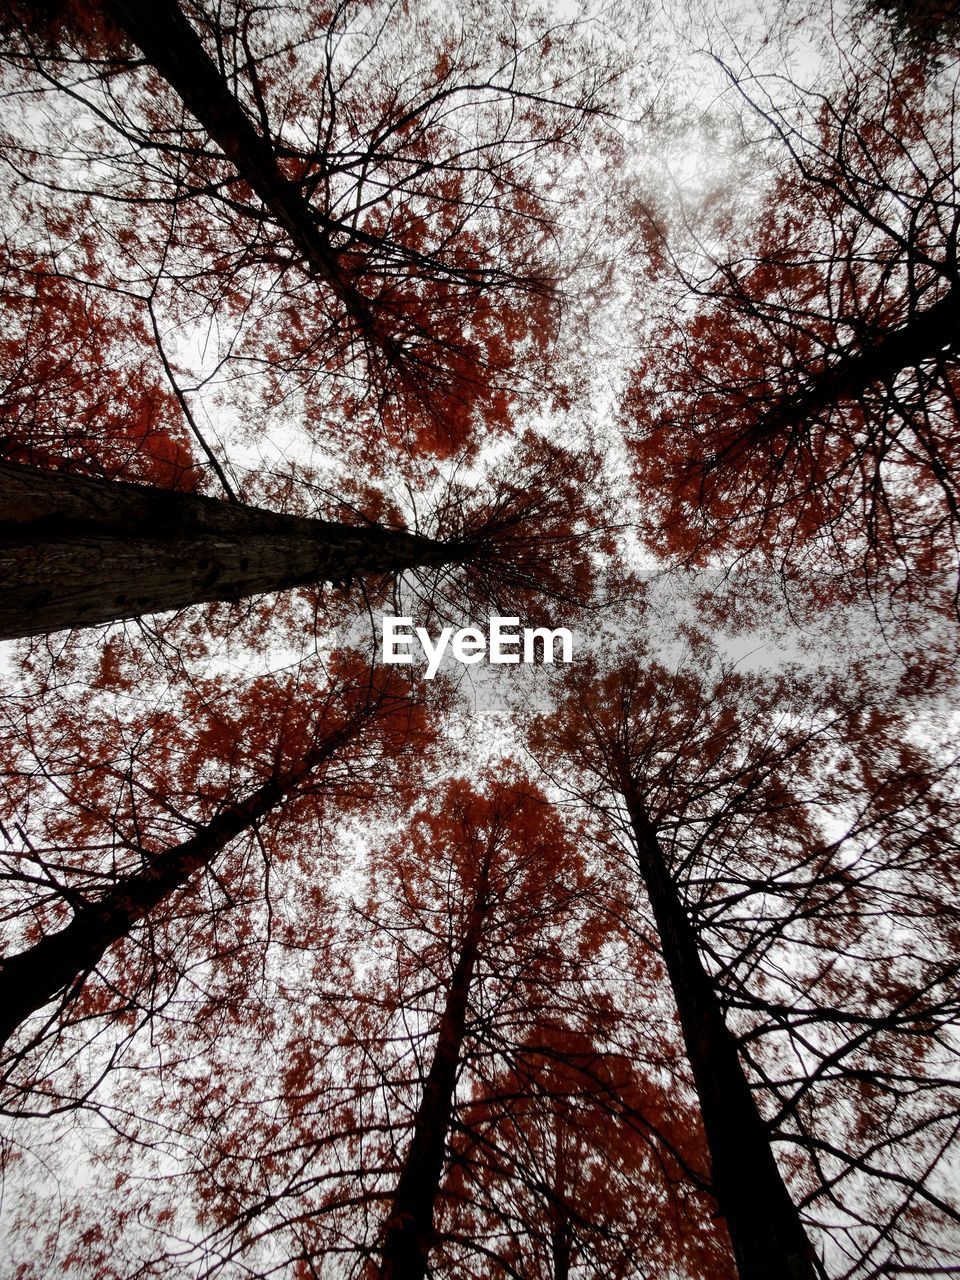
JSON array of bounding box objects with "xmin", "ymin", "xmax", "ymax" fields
[
  {"xmin": 748, "ymin": 285, "xmax": 960, "ymax": 441},
  {"xmin": 623, "ymin": 791, "xmax": 818, "ymax": 1280},
  {"xmin": 0, "ymin": 720, "xmax": 357, "ymax": 1049},
  {"xmin": 103, "ymin": 0, "xmax": 396, "ymax": 359},
  {"xmin": 378, "ymin": 874, "xmax": 489, "ymax": 1280},
  {"xmin": 550, "ymin": 1217, "xmax": 572, "ymax": 1280},
  {"xmin": 0, "ymin": 460, "xmax": 465, "ymax": 640},
  {"xmin": 549, "ymin": 1130, "xmax": 572, "ymax": 1280}
]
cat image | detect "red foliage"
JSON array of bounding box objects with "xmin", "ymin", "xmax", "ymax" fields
[
  {"xmin": 626, "ymin": 65, "xmax": 960, "ymax": 592},
  {"xmin": 0, "ymin": 251, "xmax": 200, "ymax": 486}
]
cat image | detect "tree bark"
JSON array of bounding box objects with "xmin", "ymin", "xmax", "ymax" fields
[
  {"xmin": 0, "ymin": 460, "xmax": 466, "ymax": 640},
  {"xmin": 102, "ymin": 0, "xmax": 397, "ymax": 360},
  {"xmin": 623, "ymin": 791, "xmax": 818, "ymax": 1280},
  {"xmin": 378, "ymin": 870, "xmax": 489, "ymax": 1280},
  {"xmin": 0, "ymin": 719, "xmax": 358, "ymax": 1050}
]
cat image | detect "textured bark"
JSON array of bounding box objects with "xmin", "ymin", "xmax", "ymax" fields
[
  {"xmin": 103, "ymin": 0, "xmax": 395, "ymax": 358},
  {"xmin": 0, "ymin": 460, "xmax": 466, "ymax": 639},
  {"xmin": 378, "ymin": 867, "xmax": 489, "ymax": 1280},
  {"xmin": 623, "ymin": 792, "xmax": 818, "ymax": 1280},
  {"xmin": 0, "ymin": 721, "xmax": 356, "ymax": 1050}
]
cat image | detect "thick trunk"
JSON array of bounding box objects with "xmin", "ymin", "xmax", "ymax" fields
[
  {"xmin": 624, "ymin": 794, "xmax": 818, "ymax": 1280},
  {"xmin": 550, "ymin": 1223, "xmax": 571, "ymax": 1280},
  {"xmin": 748, "ymin": 286, "xmax": 960, "ymax": 442},
  {"xmin": 0, "ymin": 460, "xmax": 465, "ymax": 639},
  {"xmin": 103, "ymin": 0, "xmax": 394, "ymax": 357},
  {"xmin": 378, "ymin": 885, "xmax": 488, "ymax": 1280},
  {"xmin": 0, "ymin": 724, "xmax": 354, "ymax": 1049}
]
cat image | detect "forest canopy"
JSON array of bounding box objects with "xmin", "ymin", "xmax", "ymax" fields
[{"xmin": 0, "ymin": 2, "xmax": 959, "ymax": 1279}]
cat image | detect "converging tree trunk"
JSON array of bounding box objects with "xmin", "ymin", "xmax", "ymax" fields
[
  {"xmin": 378, "ymin": 858, "xmax": 490, "ymax": 1280},
  {"xmin": 0, "ymin": 717, "xmax": 362, "ymax": 1049},
  {"xmin": 100, "ymin": 0, "xmax": 398, "ymax": 361},
  {"xmin": 738, "ymin": 284, "xmax": 960, "ymax": 447},
  {"xmin": 548, "ymin": 1132, "xmax": 573, "ymax": 1280},
  {"xmin": 0, "ymin": 460, "xmax": 465, "ymax": 640},
  {"xmin": 623, "ymin": 788, "xmax": 818, "ymax": 1280}
]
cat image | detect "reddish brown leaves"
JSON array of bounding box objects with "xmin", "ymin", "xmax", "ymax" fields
[
  {"xmin": 0, "ymin": 251, "xmax": 199, "ymax": 487},
  {"xmin": 626, "ymin": 63, "xmax": 960, "ymax": 598}
]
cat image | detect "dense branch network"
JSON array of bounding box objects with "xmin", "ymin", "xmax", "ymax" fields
[{"xmin": 0, "ymin": 4, "xmax": 959, "ymax": 1280}]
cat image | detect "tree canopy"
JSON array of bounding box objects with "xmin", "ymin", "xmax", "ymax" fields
[{"xmin": 1, "ymin": 3, "xmax": 959, "ymax": 1279}]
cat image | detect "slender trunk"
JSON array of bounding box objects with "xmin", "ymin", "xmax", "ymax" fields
[
  {"xmin": 378, "ymin": 873, "xmax": 489, "ymax": 1280},
  {"xmin": 623, "ymin": 791, "xmax": 818, "ymax": 1280},
  {"xmin": 103, "ymin": 0, "xmax": 396, "ymax": 359},
  {"xmin": 0, "ymin": 460, "xmax": 466, "ymax": 639},
  {"xmin": 549, "ymin": 1128, "xmax": 572, "ymax": 1280},
  {"xmin": 0, "ymin": 721, "xmax": 357, "ymax": 1049}
]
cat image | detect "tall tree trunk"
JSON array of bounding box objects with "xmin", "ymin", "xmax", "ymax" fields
[
  {"xmin": 549, "ymin": 1128, "xmax": 572, "ymax": 1280},
  {"xmin": 743, "ymin": 285, "xmax": 960, "ymax": 443},
  {"xmin": 102, "ymin": 0, "xmax": 397, "ymax": 360},
  {"xmin": 0, "ymin": 720, "xmax": 359, "ymax": 1049},
  {"xmin": 549, "ymin": 1214, "xmax": 572, "ymax": 1280},
  {"xmin": 378, "ymin": 870, "xmax": 489, "ymax": 1280},
  {"xmin": 0, "ymin": 460, "xmax": 466, "ymax": 639},
  {"xmin": 623, "ymin": 790, "xmax": 818, "ymax": 1280}
]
